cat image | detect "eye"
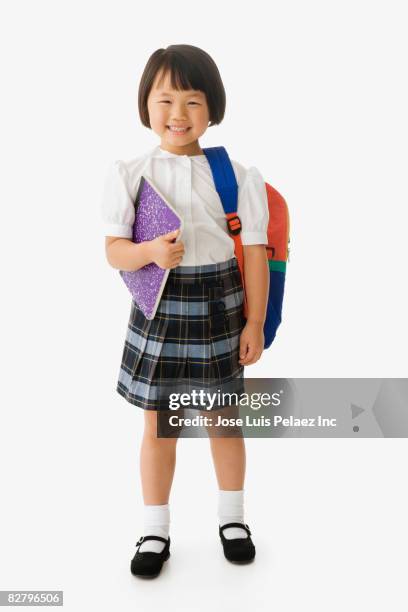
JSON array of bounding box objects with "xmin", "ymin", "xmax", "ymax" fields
[{"xmin": 158, "ymin": 100, "xmax": 200, "ymax": 105}]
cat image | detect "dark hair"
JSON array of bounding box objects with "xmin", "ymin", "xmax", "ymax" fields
[{"xmin": 138, "ymin": 45, "xmax": 226, "ymax": 128}]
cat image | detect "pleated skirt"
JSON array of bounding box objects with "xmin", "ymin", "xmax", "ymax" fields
[{"xmin": 116, "ymin": 256, "xmax": 246, "ymax": 411}]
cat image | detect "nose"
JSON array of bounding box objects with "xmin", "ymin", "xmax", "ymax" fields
[{"xmin": 170, "ymin": 102, "xmax": 188, "ymax": 122}]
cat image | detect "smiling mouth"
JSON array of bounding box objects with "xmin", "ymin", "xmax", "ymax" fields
[{"xmin": 167, "ymin": 126, "xmax": 191, "ymax": 133}]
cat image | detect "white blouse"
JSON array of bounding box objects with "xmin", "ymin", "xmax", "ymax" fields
[{"xmin": 100, "ymin": 144, "xmax": 269, "ymax": 266}]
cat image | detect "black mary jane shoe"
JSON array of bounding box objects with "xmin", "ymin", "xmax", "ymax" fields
[
  {"xmin": 130, "ymin": 535, "xmax": 171, "ymax": 578},
  {"xmin": 219, "ymin": 522, "xmax": 256, "ymax": 563}
]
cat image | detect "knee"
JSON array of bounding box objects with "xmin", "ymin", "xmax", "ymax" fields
[
  {"xmin": 143, "ymin": 411, "xmax": 180, "ymax": 443},
  {"xmin": 205, "ymin": 405, "xmax": 243, "ymax": 438}
]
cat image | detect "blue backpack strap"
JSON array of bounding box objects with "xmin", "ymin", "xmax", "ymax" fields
[
  {"xmin": 203, "ymin": 146, "xmax": 249, "ymax": 317},
  {"xmin": 202, "ymin": 147, "xmax": 238, "ymax": 214}
]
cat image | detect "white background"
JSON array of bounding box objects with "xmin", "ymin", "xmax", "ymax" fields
[{"xmin": 1, "ymin": 0, "xmax": 407, "ymax": 610}]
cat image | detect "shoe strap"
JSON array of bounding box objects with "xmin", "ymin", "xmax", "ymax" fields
[
  {"xmin": 220, "ymin": 522, "xmax": 252, "ymax": 536},
  {"xmin": 135, "ymin": 535, "xmax": 169, "ymax": 549}
]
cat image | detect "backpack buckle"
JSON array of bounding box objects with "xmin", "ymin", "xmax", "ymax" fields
[{"xmin": 227, "ymin": 215, "xmax": 242, "ymax": 236}]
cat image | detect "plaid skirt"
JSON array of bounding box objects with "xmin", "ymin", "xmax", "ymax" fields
[{"xmin": 116, "ymin": 257, "xmax": 246, "ymax": 411}]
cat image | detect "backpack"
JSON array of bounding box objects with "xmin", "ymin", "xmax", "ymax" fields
[{"xmin": 202, "ymin": 146, "xmax": 290, "ymax": 348}]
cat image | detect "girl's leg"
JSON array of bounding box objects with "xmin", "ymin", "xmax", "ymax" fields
[
  {"xmin": 208, "ymin": 416, "xmax": 249, "ymax": 540},
  {"xmin": 206, "ymin": 403, "xmax": 246, "ymax": 489},
  {"xmin": 140, "ymin": 410, "xmax": 178, "ymax": 504},
  {"xmin": 208, "ymin": 435, "xmax": 246, "ymax": 490},
  {"xmin": 138, "ymin": 410, "xmax": 179, "ymax": 552}
]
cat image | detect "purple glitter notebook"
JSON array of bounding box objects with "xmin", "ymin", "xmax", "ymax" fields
[{"xmin": 119, "ymin": 176, "xmax": 184, "ymax": 320}]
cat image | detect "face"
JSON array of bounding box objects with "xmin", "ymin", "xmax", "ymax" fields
[{"xmin": 147, "ymin": 69, "xmax": 210, "ymax": 156}]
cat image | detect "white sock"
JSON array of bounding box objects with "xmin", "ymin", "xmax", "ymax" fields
[
  {"xmin": 218, "ymin": 489, "xmax": 248, "ymax": 539},
  {"xmin": 138, "ymin": 503, "xmax": 170, "ymax": 553}
]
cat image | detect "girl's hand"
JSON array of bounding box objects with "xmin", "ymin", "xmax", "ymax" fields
[
  {"xmin": 238, "ymin": 321, "xmax": 264, "ymax": 366},
  {"xmin": 150, "ymin": 229, "xmax": 185, "ymax": 269}
]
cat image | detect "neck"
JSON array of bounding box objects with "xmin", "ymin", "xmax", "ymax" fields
[{"xmin": 159, "ymin": 140, "xmax": 203, "ymax": 156}]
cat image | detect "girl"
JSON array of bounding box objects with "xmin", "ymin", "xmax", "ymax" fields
[{"xmin": 101, "ymin": 44, "xmax": 269, "ymax": 577}]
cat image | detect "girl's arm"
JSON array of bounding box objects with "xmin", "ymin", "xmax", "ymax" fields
[
  {"xmin": 105, "ymin": 230, "xmax": 184, "ymax": 272},
  {"xmin": 238, "ymin": 245, "xmax": 269, "ymax": 366},
  {"xmin": 243, "ymin": 245, "xmax": 269, "ymax": 325},
  {"xmin": 105, "ymin": 237, "xmax": 153, "ymax": 272}
]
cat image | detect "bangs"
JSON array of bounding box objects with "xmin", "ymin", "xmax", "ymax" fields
[{"xmin": 155, "ymin": 56, "xmax": 205, "ymax": 93}]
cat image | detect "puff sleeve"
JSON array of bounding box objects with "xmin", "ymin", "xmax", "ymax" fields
[
  {"xmin": 100, "ymin": 160, "xmax": 135, "ymax": 238},
  {"xmin": 237, "ymin": 166, "xmax": 269, "ymax": 245}
]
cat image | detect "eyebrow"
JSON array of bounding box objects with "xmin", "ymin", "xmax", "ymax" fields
[{"xmin": 155, "ymin": 91, "xmax": 202, "ymax": 97}]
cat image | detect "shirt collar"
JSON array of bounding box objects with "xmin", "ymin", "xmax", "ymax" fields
[{"xmin": 151, "ymin": 145, "xmax": 207, "ymax": 161}]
